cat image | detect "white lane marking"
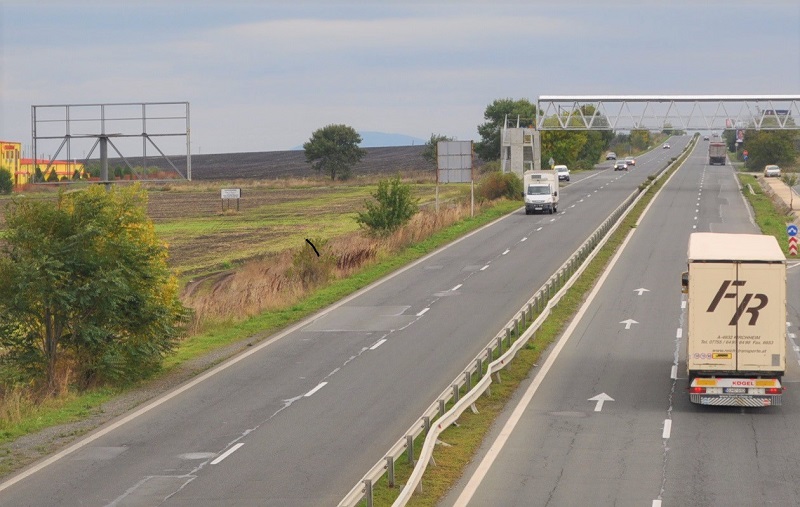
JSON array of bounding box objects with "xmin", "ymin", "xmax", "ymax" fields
[
  {"xmin": 370, "ymin": 339, "xmax": 387, "ymax": 350},
  {"xmin": 536, "ymin": 227, "xmax": 543, "ymax": 231},
  {"xmin": 416, "ymin": 307, "xmax": 430, "ymax": 316},
  {"xmin": 662, "ymin": 419, "xmax": 672, "ymax": 439},
  {"xmin": 569, "ymin": 204, "xmax": 576, "ymax": 208},
  {"xmin": 653, "ymin": 500, "xmax": 663, "ymax": 507},
  {"xmin": 676, "ymin": 328, "xmax": 683, "ymax": 338},
  {"xmin": 550, "ymin": 218, "xmax": 556, "ymax": 222},
  {"xmin": 693, "ymin": 225, "xmax": 697, "ymax": 229},
  {"xmin": 304, "ymin": 382, "xmax": 327, "ymax": 397},
  {"xmin": 694, "ymin": 216, "xmax": 698, "ymax": 220},
  {"xmin": 680, "ymin": 300, "xmax": 686, "ymax": 309},
  {"xmin": 452, "ymin": 283, "xmax": 463, "ymax": 291},
  {"xmin": 480, "ymin": 265, "xmax": 489, "ymax": 271},
  {"xmin": 502, "ymin": 249, "xmax": 510, "ymax": 255},
  {"xmin": 578, "ymin": 199, "xmax": 584, "ymax": 203},
  {"xmin": 695, "ymin": 209, "xmax": 699, "ymax": 213},
  {"xmin": 670, "ymin": 365, "xmax": 678, "ymax": 380},
  {"xmin": 452, "ymin": 220, "xmax": 638, "ymax": 506},
  {"xmin": 521, "ymin": 237, "xmax": 528, "ymax": 242},
  {"xmin": 211, "ymin": 443, "xmax": 244, "ymax": 465}
]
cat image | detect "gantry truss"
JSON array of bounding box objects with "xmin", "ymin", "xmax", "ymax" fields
[{"xmin": 536, "ymin": 95, "xmax": 800, "ymax": 131}]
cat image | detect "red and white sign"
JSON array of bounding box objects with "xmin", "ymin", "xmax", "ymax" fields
[{"xmin": 790, "ymin": 236, "xmax": 798, "ymax": 256}]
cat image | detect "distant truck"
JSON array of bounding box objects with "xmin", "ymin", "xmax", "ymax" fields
[
  {"xmin": 523, "ymin": 170, "xmax": 559, "ymax": 214},
  {"xmin": 682, "ymin": 232, "xmax": 786, "ymax": 407},
  {"xmin": 708, "ymin": 142, "xmax": 727, "ymax": 165}
]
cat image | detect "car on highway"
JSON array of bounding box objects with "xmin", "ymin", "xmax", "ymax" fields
[
  {"xmin": 662, "ymin": 143, "xmax": 671, "ymax": 149},
  {"xmin": 606, "ymin": 152, "xmax": 617, "ymax": 160},
  {"xmin": 703, "ymin": 135, "xmax": 710, "ymax": 141},
  {"xmin": 554, "ymin": 164, "xmax": 570, "ymax": 181},
  {"xmin": 764, "ymin": 164, "xmax": 781, "ymax": 178},
  {"xmin": 614, "ymin": 160, "xmax": 628, "ymax": 171},
  {"xmin": 624, "ymin": 156, "xmax": 636, "ymax": 166}
]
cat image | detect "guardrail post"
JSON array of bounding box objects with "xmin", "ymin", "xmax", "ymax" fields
[
  {"xmin": 505, "ymin": 327, "xmax": 512, "ymax": 347},
  {"xmin": 526, "ymin": 303, "xmax": 532, "ymax": 323},
  {"xmin": 364, "ymin": 479, "xmax": 373, "ymax": 507},
  {"xmin": 439, "ymin": 399, "xmax": 446, "ymax": 417},
  {"xmin": 386, "ymin": 457, "xmax": 395, "ymax": 488},
  {"xmin": 497, "ymin": 336, "xmax": 503, "ymax": 355},
  {"xmin": 465, "ymin": 371, "xmax": 471, "ymax": 391},
  {"xmin": 406, "ymin": 435, "xmax": 414, "ymax": 465},
  {"xmin": 453, "ymin": 384, "xmax": 459, "ymax": 403},
  {"xmin": 476, "ymin": 357, "xmax": 482, "ymax": 378},
  {"xmin": 514, "ymin": 317, "xmax": 520, "ymax": 338},
  {"xmin": 423, "ymin": 415, "xmax": 431, "ymax": 435}
]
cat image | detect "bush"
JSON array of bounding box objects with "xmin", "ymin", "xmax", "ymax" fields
[
  {"xmin": 288, "ymin": 238, "xmax": 336, "ymax": 289},
  {"xmin": 477, "ymin": 171, "xmax": 522, "ymax": 202},
  {"xmin": 479, "ymin": 159, "xmax": 502, "ymax": 174},
  {"xmin": 0, "ymin": 167, "xmax": 12, "ymax": 194},
  {"xmin": 356, "ymin": 176, "xmax": 419, "ymax": 236}
]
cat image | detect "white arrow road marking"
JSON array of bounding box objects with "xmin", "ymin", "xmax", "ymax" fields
[
  {"xmin": 620, "ymin": 319, "xmax": 639, "ymax": 330},
  {"xmin": 588, "ymin": 393, "xmax": 614, "ymax": 412},
  {"xmin": 211, "ymin": 443, "xmax": 244, "ymax": 465},
  {"xmin": 633, "ymin": 288, "xmax": 650, "ymax": 295}
]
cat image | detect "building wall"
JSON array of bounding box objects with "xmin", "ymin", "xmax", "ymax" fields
[{"xmin": 1, "ymin": 141, "xmax": 22, "ymax": 184}]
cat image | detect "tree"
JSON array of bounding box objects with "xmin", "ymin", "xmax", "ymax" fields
[
  {"xmin": 355, "ymin": 176, "xmax": 418, "ymax": 236},
  {"xmin": 0, "ymin": 185, "xmax": 187, "ymax": 392},
  {"xmin": 630, "ymin": 129, "xmax": 651, "ymax": 151},
  {"xmin": 46, "ymin": 168, "xmax": 59, "ymax": 182},
  {"xmin": 304, "ymin": 124, "xmax": 367, "ymax": 181},
  {"xmin": 422, "ymin": 133, "xmax": 454, "ymax": 166},
  {"xmin": 475, "ymin": 98, "xmax": 537, "ymax": 161},
  {"xmin": 0, "ymin": 166, "xmax": 12, "ymax": 194},
  {"xmin": 743, "ymin": 130, "xmax": 798, "ymax": 171},
  {"xmin": 34, "ymin": 166, "xmax": 44, "ymax": 183}
]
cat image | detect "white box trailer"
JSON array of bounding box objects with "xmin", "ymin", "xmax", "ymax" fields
[{"xmin": 682, "ymin": 233, "xmax": 786, "ymax": 407}]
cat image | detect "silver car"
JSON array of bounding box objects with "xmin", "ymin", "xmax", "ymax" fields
[{"xmin": 764, "ymin": 165, "xmax": 781, "ymax": 178}]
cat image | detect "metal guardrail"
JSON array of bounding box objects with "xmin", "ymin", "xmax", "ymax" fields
[{"xmin": 340, "ymin": 139, "xmax": 695, "ymax": 507}]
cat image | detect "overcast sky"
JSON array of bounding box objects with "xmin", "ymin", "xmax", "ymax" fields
[{"xmin": 1, "ymin": 0, "xmax": 799, "ymax": 157}]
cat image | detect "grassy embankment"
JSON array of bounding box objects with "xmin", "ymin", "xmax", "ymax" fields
[{"xmin": 0, "ymin": 177, "xmax": 520, "ymax": 471}]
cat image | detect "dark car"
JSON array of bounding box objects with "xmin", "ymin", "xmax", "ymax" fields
[{"xmin": 614, "ymin": 160, "xmax": 628, "ymax": 171}]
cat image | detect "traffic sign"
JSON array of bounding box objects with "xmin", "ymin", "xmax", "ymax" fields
[
  {"xmin": 548, "ymin": 157, "xmax": 555, "ymax": 168},
  {"xmin": 790, "ymin": 236, "xmax": 798, "ymax": 256},
  {"xmin": 788, "ymin": 224, "xmax": 798, "ymax": 237}
]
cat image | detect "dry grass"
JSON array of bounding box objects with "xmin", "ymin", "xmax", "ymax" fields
[{"xmin": 179, "ymin": 199, "xmax": 479, "ymax": 333}]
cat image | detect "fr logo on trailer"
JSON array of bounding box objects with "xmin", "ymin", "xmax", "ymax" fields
[{"xmin": 706, "ymin": 280, "xmax": 768, "ymax": 326}]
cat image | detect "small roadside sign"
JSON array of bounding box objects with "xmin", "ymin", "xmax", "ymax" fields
[
  {"xmin": 548, "ymin": 157, "xmax": 555, "ymax": 169},
  {"xmin": 788, "ymin": 224, "xmax": 798, "ymax": 237}
]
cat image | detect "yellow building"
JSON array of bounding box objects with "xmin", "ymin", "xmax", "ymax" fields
[
  {"xmin": 1, "ymin": 140, "xmax": 85, "ymax": 185},
  {"xmin": 1, "ymin": 140, "xmax": 22, "ymax": 184}
]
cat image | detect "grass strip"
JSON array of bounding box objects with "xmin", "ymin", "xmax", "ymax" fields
[
  {"xmin": 362, "ymin": 143, "xmax": 697, "ymax": 507},
  {"xmin": 737, "ymin": 173, "xmax": 796, "ymax": 254}
]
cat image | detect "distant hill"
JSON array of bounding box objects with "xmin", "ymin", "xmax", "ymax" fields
[{"xmin": 291, "ymin": 131, "xmax": 427, "ymax": 150}]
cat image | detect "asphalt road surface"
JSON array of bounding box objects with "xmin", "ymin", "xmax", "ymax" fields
[
  {"xmin": 441, "ymin": 139, "xmax": 800, "ymax": 506},
  {"xmin": 0, "ymin": 139, "xmax": 691, "ymax": 507}
]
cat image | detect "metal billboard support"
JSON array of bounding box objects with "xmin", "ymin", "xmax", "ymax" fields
[{"xmin": 31, "ymin": 101, "xmax": 191, "ymax": 186}]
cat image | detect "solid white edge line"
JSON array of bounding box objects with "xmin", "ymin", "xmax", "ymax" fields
[
  {"xmin": 304, "ymin": 382, "xmax": 328, "ymax": 397},
  {"xmin": 0, "ymin": 187, "xmax": 524, "ymax": 494},
  {"xmin": 653, "ymin": 500, "xmax": 663, "ymax": 507},
  {"xmin": 451, "ymin": 212, "xmax": 640, "ymax": 507},
  {"xmin": 480, "ymin": 265, "xmax": 489, "ymax": 271},
  {"xmin": 369, "ymin": 339, "xmax": 387, "ymax": 350},
  {"xmin": 210, "ymin": 443, "xmax": 244, "ymax": 465},
  {"xmin": 521, "ymin": 237, "xmax": 528, "ymax": 242},
  {"xmin": 662, "ymin": 419, "xmax": 672, "ymax": 439},
  {"xmin": 502, "ymin": 249, "xmax": 510, "ymax": 255},
  {"xmin": 670, "ymin": 365, "xmax": 678, "ymax": 380},
  {"xmin": 452, "ymin": 284, "xmax": 463, "ymax": 291},
  {"xmin": 416, "ymin": 308, "xmax": 430, "ymax": 316},
  {"xmin": 676, "ymin": 328, "xmax": 683, "ymax": 338}
]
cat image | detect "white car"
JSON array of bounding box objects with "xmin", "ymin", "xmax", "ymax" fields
[
  {"xmin": 764, "ymin": 165, "xmax": 781, "ymax": 178},
  {"xmin": 606, "ymin": 152, "xmax": 617, "ymax": 160},
  {"xmin": 554, "ymin": 164, "xmax": 570, "ymax": 181},
  {"xmin": 662, "ymin": 143, "xmax": 671, "ymax": 149}
]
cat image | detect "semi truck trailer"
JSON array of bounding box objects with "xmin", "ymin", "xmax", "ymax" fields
[
  {"xmin": 708, "ymin": 142, "xmax": 727, "ymax": 165},
  {"xmin": 682, "ymin": 232, "xmax": 786, "ymax": 407}
]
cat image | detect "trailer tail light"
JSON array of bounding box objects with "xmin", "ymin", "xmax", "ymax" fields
[
  {"xmin": 689, "ymin": 386, "xmax": 706, "ymax": 394},
  {"xmin": 765, "ymin": 388, "xmax": 783, "ymax": 395}
]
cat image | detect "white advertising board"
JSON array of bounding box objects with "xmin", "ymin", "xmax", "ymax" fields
[{"xmin": 437, "ymin": 141, "xmax": 473, "ymax": 183}]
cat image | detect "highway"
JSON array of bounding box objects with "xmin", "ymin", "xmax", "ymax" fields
[
  {"xmin": 0, "ymin": 139, "xmax": 689, "ymax": 507},
  {"xmin": 441, "ymin": 139, "xmax": 800, "ymax": 506}
]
